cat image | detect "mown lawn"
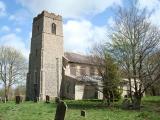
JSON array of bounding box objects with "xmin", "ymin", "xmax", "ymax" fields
[{"xmin": 0, "ymin": 96, "xmax": 160, "ymax": 120}]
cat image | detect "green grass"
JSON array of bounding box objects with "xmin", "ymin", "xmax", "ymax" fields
[{"xmin": 0, "ymin": 96, "xmax": 160, "ymax": 120}]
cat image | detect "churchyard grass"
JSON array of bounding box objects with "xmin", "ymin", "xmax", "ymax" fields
[{"xmin": 0, "ymin": 96, "xmax": 160, "ymax": 120}]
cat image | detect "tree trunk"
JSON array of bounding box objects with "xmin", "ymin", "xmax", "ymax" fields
[
  {"xmin": 7, "ymin": 86, "xmax": 10, "ymax": 100},
  {"xmin": 111, "ymin": 90, "xmax": 115, "ymax": 106},
  {"xmin": 4, "ymin": 85, "xmax": 8, "ymax": 101},
  {"xmin": 103, "ymin": 94, "xmax": 107, "ymax": 104},
  {"xmin": 107, "ymin": 91, "xmax": 111, "ymax": 106},
  {"xmin": 151, "ymin": 87, "xmax": 156, "ymax": 96},
  {"xmin": 133, "ymin": 95, "xmax": 142, "ymax": 110},
  {"xmin": 103, "ymin": 92, "xmax": 111, "ymax": 107},
  {"xmin": 129, "ymin": 78, "xmax": 133, "ymax": 102}
]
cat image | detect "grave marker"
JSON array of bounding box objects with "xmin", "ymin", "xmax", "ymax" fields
[
  {"xmin": 15, "ymin": 96, "xmax": 21, "ymax": 104},
  {"xmin": 81, "ymin": 110, "xmax": 86, "ymax": 117},
  {"xmin": 55, "ymin": 98, "xmax": 67, "ymax": 120},
  {"xmin": 46, "ymin": 95, "xmax": 50, "ymax": 103}
]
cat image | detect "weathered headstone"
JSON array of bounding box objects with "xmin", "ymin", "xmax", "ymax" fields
[
  {"xmin": 121, "ymin": 98, "xmax": 131, "ymax": 110},
  {"xmin": 46, "ymin": 95, "xmax": 50, "ymax": 103},
  {"xmin": 55, "ymin": 98, "xmax": 67, "ymax": 120},
  {"xmin": 2, "ymin": 97, "xmax": 6, "ymax": 103},
  {"xmin": 81, "ymin": 110, "xmax": 86, "ymax": 117},
  {"xmin": 20, "ymin": 96, "xmax": 23, "ymax": 103},
  {"xmin": 15, "ymin": 96, "xmax": 21, "ymax": 104}
]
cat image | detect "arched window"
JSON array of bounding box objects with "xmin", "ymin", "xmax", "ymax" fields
[
  {"xmin": 37, "ymin": 25, "xmax": 39, "ymax": 32},
  {"xmin": 52, "ymin": 23, "xmax": 56, "ymax": 34}
]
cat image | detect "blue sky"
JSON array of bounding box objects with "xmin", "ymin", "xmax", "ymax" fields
[{"xmin": 0, "ymin": 0, "xmax": 160, "ymax": 59}]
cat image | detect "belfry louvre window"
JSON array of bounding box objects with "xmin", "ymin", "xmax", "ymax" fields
[
  {"xmin": 37, "ymin": 25, "xmax": 39, "ymax": 32},
  {"xmin": 52, "ymin": 23, "xmax": 56, "ymax": 34}
]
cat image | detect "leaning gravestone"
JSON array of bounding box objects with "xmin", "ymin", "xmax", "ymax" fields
[
  {"xmin": 55, "ymin": 98, "xmax": 67, "ymax": 120},
  {"xmin": 46, "ymin": 95, "xmax": 50, "ymax": 103},
  {"xmin": 15, "ymin": 96, "xmax": 21, "ymax": 104}
]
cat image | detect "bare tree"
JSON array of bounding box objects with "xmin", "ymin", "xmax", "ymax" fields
[
  {"xmin": 89, "ymin": 44, "xmax": 121, "ymax": 106},
  {"xmin": 108, "ymin": 0, "xmax": 160, "ymax": 109},
  {"xmin": 0, "ymin": 46, "xmax": 27, "ymax": 100}
]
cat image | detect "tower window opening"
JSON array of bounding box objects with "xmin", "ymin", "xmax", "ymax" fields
[
  {"xmin": 52, "ymin": 23, "xmax": 56, "ymax": 34},
  {"xmin": 37, "ymin": 25, "xmax": 39, "ymax": 32}
]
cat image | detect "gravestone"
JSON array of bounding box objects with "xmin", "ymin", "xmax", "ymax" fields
[
  {"xmin": 2, "ymin": 97, "xmax": 6, "ymax": 103},
  {"xmin": 121, "ymin": 98, "xmax": 131, "ymax": 109},
  {"xmin": 0, "ymin": 97, "xmax": 2, "ymax": 102},
  {"xmin": 55, "ymin": 98, "xmax": 67, "ymax": 120},
  {"xmin": 46, "ymin": 95, "xmax": 50, "ymax": 103},
  {"xmin": 81, "ymin": 110, "xmax": 86, "ymax": 117},
  {"xmin": 20, "ymin": 96, "xmax": 23, "ymax": 103},
  {"xmin": 15, "ymin": 96, "xmax": 21, "ymax": 104}
]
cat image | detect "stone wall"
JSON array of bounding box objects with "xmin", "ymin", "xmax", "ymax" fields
[
  {"xmin": 61, "ymin": 75, "xmax": 76, "ymax": 99},
  {"xmin": 26, "ymin": 11, "xmax": 64, "ymax": 100},
  {"xmin": 65, "ymin": 63, "xmax": 99, "ymax": 77}
]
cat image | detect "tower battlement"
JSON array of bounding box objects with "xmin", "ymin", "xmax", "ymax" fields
[{"xmin": 33, "ymin": 10, "xmax": 62, "ymax": 22}]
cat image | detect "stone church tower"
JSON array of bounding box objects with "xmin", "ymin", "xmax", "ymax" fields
[{"xmin": 26, "ymin": 11, "xmax": 64, "ymax": 100}]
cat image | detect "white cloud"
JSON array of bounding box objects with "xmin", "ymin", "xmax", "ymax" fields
[
  {"xmin": 15, "ymin": 28, "xmax": 21, "ymax": 33},
  {"xmin": 17, "ymin": 0, "xmax": 122, "ymax": 19},
  {"xmin": 9, "ymin": 9, "xmax": 31, "ymax": 24},
  {"xmin": 64, "ymin": 20, "xmax": 106, "ymax": 53},
  {"xmin": 1, "ymin": 25, "xmax": 10, "ymax": 32},
  {"xmin": 14, "ymin": 0, "xmax": 122, "ymax": 54},
  {"xmin": 9, "ymin": 15, "xmax": 15, "ymax": 20},
  {"xmin": 0, "ymin": 33, "xmax": 29, "ymax": 59},
  {"xmin": 107, "ymin": 17, "xmax": 115, "ymax": 27},
  {"xmin": 150, "ymin": 9, "xmax": 160, "ymax": 26},
  {"xmin": 139, "ymin": 0, "xmax": 160, "ymax": 11},
  {"xmin": 138, "ymin": 0, "xmax": 160, "ymax": 26},
  {"xmin": 0, "ymin": 1, "xmax": 6, "ymax": 17}
]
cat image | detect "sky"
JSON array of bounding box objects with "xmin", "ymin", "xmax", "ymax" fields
[{"xmin": 0, "ymin": 0, "xmax": 160, "ymax": 59}]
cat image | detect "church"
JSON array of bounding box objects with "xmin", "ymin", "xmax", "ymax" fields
[{"xmin": 26, "ymin": 11, "xmax": 104, "ymax": 100}]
